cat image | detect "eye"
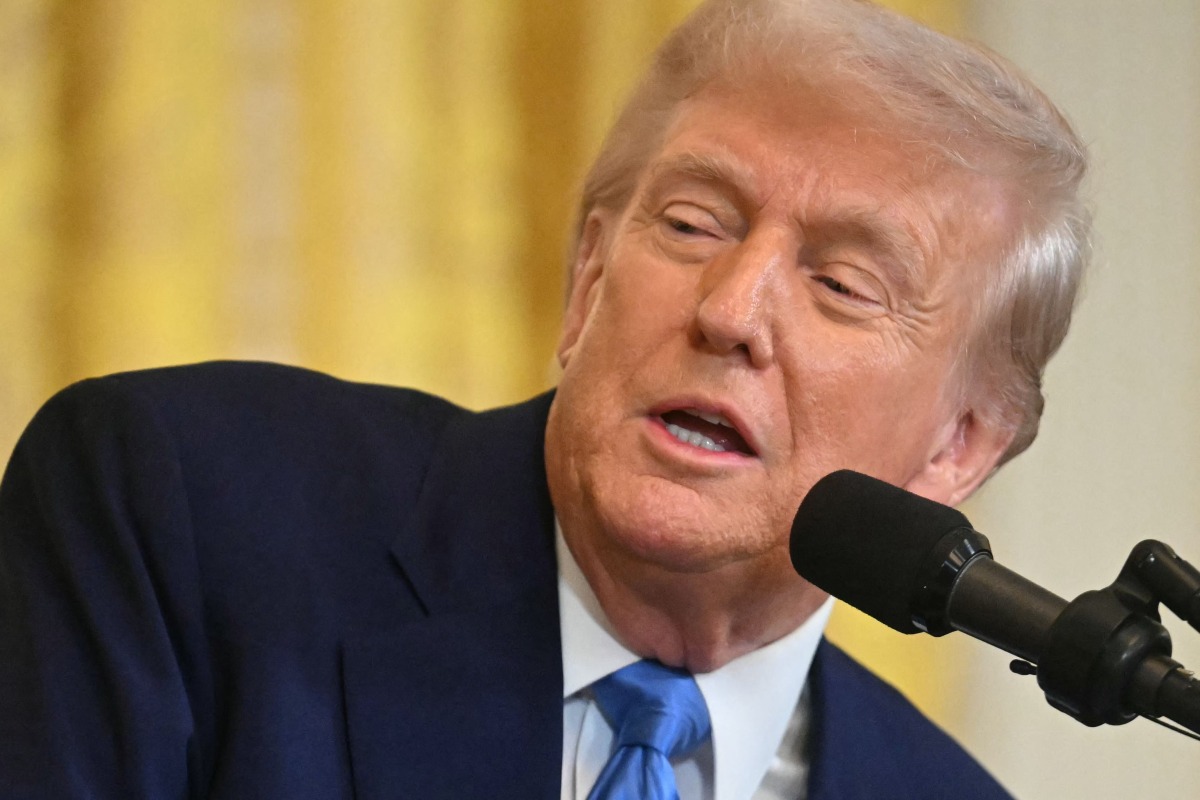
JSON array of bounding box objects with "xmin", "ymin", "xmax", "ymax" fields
[
  {"xmin": 668, "ymin": 217, "xmax": 706, "ymax": 236},
  {"xmin": 809, "ymin": 264, "xmax": 888, "ymax": 313},
  {"xmin": 660, "ymin": 203, "xmax": 721, "ymax": 240},
  {"xmin": 814, "ymin": 275, "xmax": 859, "ymax": 298}
]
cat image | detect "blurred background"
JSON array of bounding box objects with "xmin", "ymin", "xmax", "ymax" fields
[{"xmin": 1, "ymin": 0, "xmax": 1197, "ymax": 795}]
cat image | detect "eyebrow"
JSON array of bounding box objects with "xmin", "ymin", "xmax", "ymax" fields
[
  {"xmin": 807, "ymin": 210, "xmax": 927, "ymax": 293},
  {"xmin": 644, "ymin": 152, "xmax": 929, "ymax": 291},
  {"xmin": 644, "ymin": 151, "xmax": 757, "ymax": 199}
]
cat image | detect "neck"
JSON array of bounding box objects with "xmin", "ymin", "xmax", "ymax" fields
[{"xmin": 562, "ymin": 525, "xmax": 829, "ymax": 674}]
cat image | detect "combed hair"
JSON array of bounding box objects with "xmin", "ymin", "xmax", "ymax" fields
[{"xmin": 574, "ymin": 0, "xmax": 1091, "ymax": 466}]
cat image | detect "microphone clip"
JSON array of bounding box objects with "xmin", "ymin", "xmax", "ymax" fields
[{"xmin": 1036, "ymin": 540, "xmax": 1200, "ymax": 733}]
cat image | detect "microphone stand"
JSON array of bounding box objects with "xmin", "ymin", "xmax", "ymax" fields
[{"xmin": 1011, "ymin": 540, "xmax": 1200, "ymax": 735}]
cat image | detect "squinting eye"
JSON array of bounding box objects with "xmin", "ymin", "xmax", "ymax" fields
[
  {"xmin": 659, "ymin": 202, "xmax": 724, "ymax": 241},
  {"xmin": 668, "ymin": 218, "xmax": 705, "ymax": 236},
  {"xmin": 812, "ymin": 272, "xmax": 883, "ymax": 308},
  {"xmin": 815, "ymin": 275, "xmax": 855, "ymax": 297}
]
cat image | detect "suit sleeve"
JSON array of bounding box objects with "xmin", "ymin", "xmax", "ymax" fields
[{"xmin": 0, "ymin": 378, "xmax": 211, "ymax": 799}]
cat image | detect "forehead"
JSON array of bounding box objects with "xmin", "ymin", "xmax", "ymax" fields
[{"xmin": 639, "ymin": 80, "xmax": 1016, "ymax": 295}]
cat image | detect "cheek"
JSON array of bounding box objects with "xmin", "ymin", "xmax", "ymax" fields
[
  {"xmin": 582, "ymin": 264, "xmax": 694, "ymax": 363},
  {"xmin": 614, "ymin": 257, "xmax": 694, "ymax": 317},
  {"xmin": 779, "ymin": 347, "xmax": 952, "ymax": 468}
]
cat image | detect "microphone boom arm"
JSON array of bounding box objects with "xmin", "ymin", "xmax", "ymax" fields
[{"xmin": 1031, "ymin": 539, "xmax": 1200, "ymax": 734}]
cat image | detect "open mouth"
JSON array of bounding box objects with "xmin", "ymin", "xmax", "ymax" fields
[{"xmin": 659, "ymin": 408, "xmax": 756, "ymax": 456}]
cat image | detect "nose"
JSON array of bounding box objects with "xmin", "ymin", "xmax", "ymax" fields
[{"xmin": 694, "ymin": 235, "xmax": 782, "ymax": 368}]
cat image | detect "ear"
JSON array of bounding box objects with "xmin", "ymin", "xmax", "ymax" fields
[
  {"xmin": 902, "ymin": 406, "xmax": 1014, "ymax": 507},
  {"xmin": 557, "ymin": 209, "xmax": 613, "ymax": 368}
]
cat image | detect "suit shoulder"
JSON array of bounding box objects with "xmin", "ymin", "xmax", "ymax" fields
[
  {"xmin": 810, "ymin": 640, "xmax": 1013, "ymax": 799},
  {"xmin": 15, "ymin": 362, "xmax": 467, "ymax": 513},
  {"xmin": 107, "ymin": 360, "xmax": 459, "ymax": 423},
  {"xmin": 35, "ymin": 360, "xmax": 460, "ymax": 447}
]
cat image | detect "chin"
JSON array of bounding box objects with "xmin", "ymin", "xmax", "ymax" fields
[{"xmin": 587, "ymin": 474, "xmax": 775, "ymax": 574}]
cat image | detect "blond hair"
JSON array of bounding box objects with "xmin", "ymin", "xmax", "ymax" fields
[{"xmin": 575, "ymin": 0, "xmax": 1090, "ymax": 465}]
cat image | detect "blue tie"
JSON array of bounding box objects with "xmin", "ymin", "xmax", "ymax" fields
[{"xmin": 587, "ymin": 660, "xmax": 712, "ymax": 800}]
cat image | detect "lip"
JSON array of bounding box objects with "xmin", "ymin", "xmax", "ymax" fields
[{"xmin": 645, "ymin": 396, "xmax": 762, "ymax": 459}]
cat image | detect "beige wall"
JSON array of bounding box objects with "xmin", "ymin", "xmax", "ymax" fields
[{"xmin": 955, "ymin": 2, "xmax": 1200, "ymax": 796}]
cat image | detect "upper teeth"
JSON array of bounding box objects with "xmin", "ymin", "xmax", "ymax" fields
[
  {"xmin": 663, "ymin": 408, "xmax": 737, "ymax": 452},
  {"xmin": 666, "ymin": 423, "xmax": 727, "ymax": 452},
  {"xmin": 689, "ymin": 408, "xmax": 732, "ymax": 427}
]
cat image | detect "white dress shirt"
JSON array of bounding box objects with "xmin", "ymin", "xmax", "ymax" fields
[{"xmin": 557, "ymin": 530, "xmax": 833, "ymax": 800}]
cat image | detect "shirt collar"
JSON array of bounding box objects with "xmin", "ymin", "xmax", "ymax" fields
[{"xmin": 557, "ymin": 527, "xmax": 833, "ymax": 800}]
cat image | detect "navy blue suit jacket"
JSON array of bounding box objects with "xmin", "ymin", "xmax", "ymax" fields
[{"xmin": 0, "ymin": 362, "xmax": 1012, "ymax": 799}]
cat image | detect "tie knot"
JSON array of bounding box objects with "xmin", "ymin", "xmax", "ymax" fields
[{"xmin": 591, "ymin": 660, "xmax": 712, "ymax": 759}]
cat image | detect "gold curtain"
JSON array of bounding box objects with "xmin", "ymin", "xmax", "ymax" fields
[{"xmin": 1, "ymin": 0, "xmax": 963, "ymax": 722}]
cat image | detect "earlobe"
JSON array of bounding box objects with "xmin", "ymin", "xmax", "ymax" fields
[
  {"xmin": 557, "ymin": 210, "xmax": 612, "ymax": 368},
  {"xmin": 903, "ymin": 408, "xmax": 1015, "ymax": 507}
]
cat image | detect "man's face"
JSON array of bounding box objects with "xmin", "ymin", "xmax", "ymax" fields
[{"xmin": 546, "ymin": 80, "xmax": 1014, "ymax": 583}]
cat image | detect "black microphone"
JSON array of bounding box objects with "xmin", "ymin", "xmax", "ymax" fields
[
  {"xmin": 789, "ymin": 469, "xmax": 1200, "ymax": 734},
  {"xmin": 789, "ymin": 469, "xmax": 1065, "ymax": 662}
]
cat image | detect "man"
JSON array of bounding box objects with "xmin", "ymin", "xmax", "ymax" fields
[{"xmin": 0, "ymin": 0, "xmax": 1088, "ymax": 798}]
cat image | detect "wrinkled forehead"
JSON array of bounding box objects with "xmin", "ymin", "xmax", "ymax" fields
[{"xmin": 658, "ymin": 76, "xmax": 1013, "ymax": 204}]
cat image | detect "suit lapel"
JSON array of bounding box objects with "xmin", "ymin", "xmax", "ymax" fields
[
  {"xmin": 342, "ymin": 598, "xmax": 562, "ymax": 799},
  {"xmin": 806, "ymin": 640, "xmax": 910, "ymax": 800},
  {"xmin": 342, "ymin": 393, "xmax": 563, "ymax": 799}
]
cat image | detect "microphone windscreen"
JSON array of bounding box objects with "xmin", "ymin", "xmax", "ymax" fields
[{"xmin": 789, "ymin": 470, "xmax": 975, "ymax": 634}]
